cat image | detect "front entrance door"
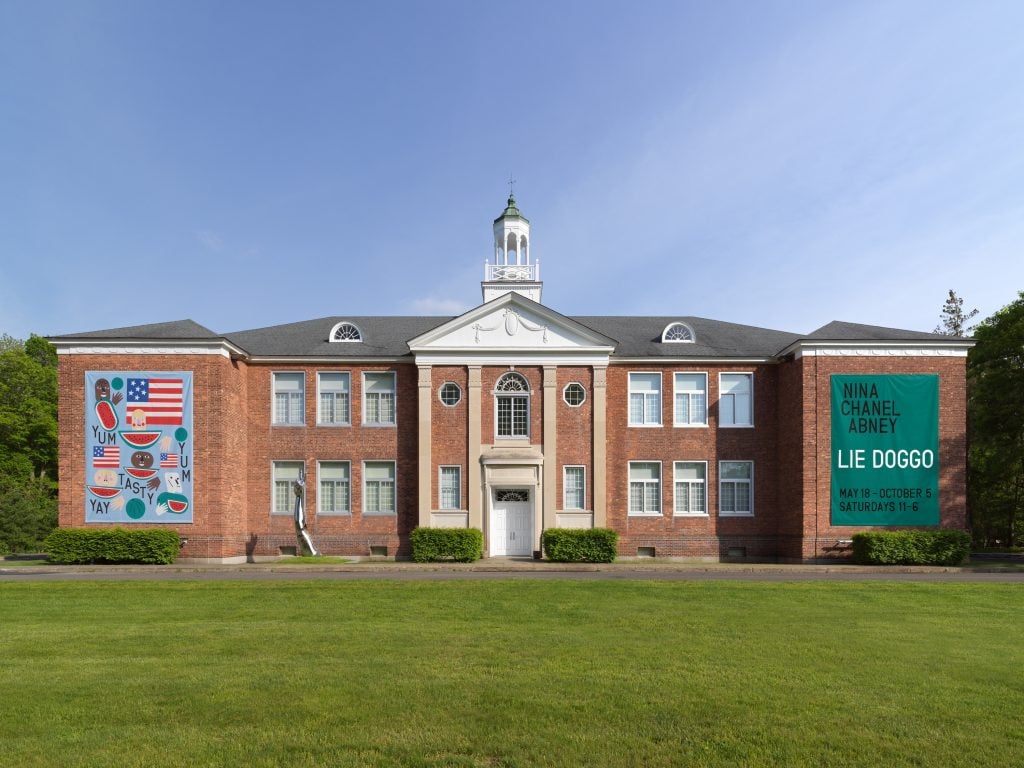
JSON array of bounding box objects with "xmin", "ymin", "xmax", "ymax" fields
[{"xmin": 490, "ymin": 489, "xmax": 533, "ymax": 557}]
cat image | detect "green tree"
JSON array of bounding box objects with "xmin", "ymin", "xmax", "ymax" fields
[
  {"xmin": 934, "ymin": 289, "xmax": 979, "ymax": 336},
  {"xmin": 0, "ymin": 334, "xmax": 59, "ymax": 552},
  {"xmin": 967, "ymin": 292, "xmax": 1024, "ymax": 547}
]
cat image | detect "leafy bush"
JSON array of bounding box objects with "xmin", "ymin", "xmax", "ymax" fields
[
  {"xmin": 44, "ymin": 528, "xmax": 181, "ymax": 564},
  {"xmin": 0, "ymin": 475, "xmax": 58, "ymax": 554},
  {"xmin": 852, "ymin": 530, "xmax": 970, "ymax": 566},
  {"xmin": 410, "ymin": 527, "xmax": 482, "ymax": 562},
  {"xmin": 543, "ymin": 528, "xmax": 618, "ymax": 563}
]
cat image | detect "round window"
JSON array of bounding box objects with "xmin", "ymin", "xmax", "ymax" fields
[
  {"xmin": 563, "ymin": 382, "xmax": 586, "ymax": 407},
  {"xmin": 439, "ymin": 382, "xmax": 462, "ymax": 406}
]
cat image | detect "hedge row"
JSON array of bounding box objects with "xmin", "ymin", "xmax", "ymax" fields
[
  {"xmin": 410, "ymin": 527, "xmax": 482, "ymax": 562},
  {"xmin": 543, "ymin": 528, "xmax": 618, "ymax": 563},
  {"xmin": 44, "ymin": 528, "xmax": 181, "ymax": 564},
  {"xmin": 852, "ymin": 530, "xmax": 970, "ymax": 566}
]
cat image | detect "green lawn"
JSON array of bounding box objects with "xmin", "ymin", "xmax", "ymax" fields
[{"xmin": 1, "ymin": 580, "xmax": 1021, "ymax": 767}]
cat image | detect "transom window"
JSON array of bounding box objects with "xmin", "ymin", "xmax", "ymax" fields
[
  {"xmin": 629, "ymin": 373, "xmax": 661, "ymax": 426},
  {"xmin": 720, "ymin": 461, "xmax": 753, "ymax": 515},
  {"xmin": 272, "ymin": 372, "xmax": 304, "ymax": 425},
  {"xmin": 720, "ymin": 373, "xmax": 753, "ymax": 427},
  {"xmin": 495, "ymin": 372, "xmax": 530, "ymax": 438},
  {"xmin": 674, "ymin": 462, "xmax": 707, "ymax": 516},
  {"xmin": 330, "ymin": 321, "xmax": 362, "ymax": 342},
  {"xmin": 363, "ymin": 372, "xmax": 396, "ymax": 426},
  {"xmin": 318, "ymin": 461, "xmax": 350, "ymax": 514},
  {"xmin": 495, "ymin": 489, "xmax": 529, "ymax": 502},
  {"xmin": 363, "ymin": 461, "xmax": 396, "ymax": 514},
  {"xmin": 629, "ymin": 462, "xmax": 661, "ymax": 516},
  {"xmin": 674, "ymin": 373, "xmax": 708, "ymax": 426},
  {"xmin": 563, "ymin": 382, "xmax": 586, "ymax": 407},
  {"xmin": 439, "ymin": 466, "xmax": 461, "ymax": 509},
  {"xmin": 439, "ymin": 382, "xmax": 462, "ymax": 406},
  {"xmin": 662, "ymin": 322, "xmax": 695, "ymax": 343},
  {"xmin": 318, "ymin": 372, "xmax": 350, "ymax": 425}
]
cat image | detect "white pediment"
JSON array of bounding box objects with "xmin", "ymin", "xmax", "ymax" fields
[{"xmin": 408, "ymin": 294, "xmax": 615, "ymax": 362}]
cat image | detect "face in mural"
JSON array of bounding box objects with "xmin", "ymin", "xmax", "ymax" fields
[
  {"xmin": 95, "ymin": 379, "xmax": 111, "ymax": 400},
  {"xmin": 131, "ymin": 409, "xmax": 146, "ymax": 430},
  {"xmin": 94, "ymin": 468, "xmax": 118, "ymax": 487},
  {"xmin": 165, "ymin": 472, "xmax": 182, "ymax": 493},
  {"xmin": 131, "ymin": 451, "xmax": 154, "ymax": 469}
]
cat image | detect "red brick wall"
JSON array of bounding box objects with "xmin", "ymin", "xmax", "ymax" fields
[
  {"xmin": 480, "ymin": 366, "xmax": 543, "ymax": 446},
  {"xmin": 431, "ymin": 366, "xmax": 469, "ymax": 509},
  {"xmin": 604, "ymin": 364, "xmax": 781, "ymax": 558},
  {"xmin": 800, "ymin": 355, "xmax": 968, "ymax": 559},
  {"xmin": 556, "ymin": 367, "xmax": 593, "ymax": 509}
]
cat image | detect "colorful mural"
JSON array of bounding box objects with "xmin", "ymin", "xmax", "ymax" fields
[{"xmin": 85, "ymin": 371, "xmax": 193, "ymax": 523}]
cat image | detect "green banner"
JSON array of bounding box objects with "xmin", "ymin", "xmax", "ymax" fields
[{"xmin": 831, "ymin": 374, "xmax": 939, "ymax": 526}]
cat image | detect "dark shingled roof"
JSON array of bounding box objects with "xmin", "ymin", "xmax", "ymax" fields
[
  {"xmin": 573, "ymin": 316, "xmax": 801, "ymax": 358},
  {"xmin": 51, "ymin": 319, "xmax": 220, "ymax": 340},
  {"xmin": 224, "ymin": 316, "xmax": 453, "ymax": 357},
  {"xmin": 806, "ymin": 321, "xmax": 955, "ymax": 342}
]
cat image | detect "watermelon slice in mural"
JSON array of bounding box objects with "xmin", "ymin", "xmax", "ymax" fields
[{"xmin": 85, "ymin": 371, "xmax": 193, "ymax": 523}]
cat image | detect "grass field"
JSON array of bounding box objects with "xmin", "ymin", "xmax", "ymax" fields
[{"xmin": 1, "ymin": 580, "xmax": 1021, "ymax": 767}]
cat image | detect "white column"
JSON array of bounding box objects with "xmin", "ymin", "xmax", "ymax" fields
[
  {"xmin": 417, "ymin": 365, "xmax": 432, "ymax": 527},
  {"xmin": 593, "ymin": 366, "xmax": 607, "ymax": 527}
]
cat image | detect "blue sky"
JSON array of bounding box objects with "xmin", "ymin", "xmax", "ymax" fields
[{"xmin": 3, "ymin": 1, "xmax": 1023, "ymax": 339}]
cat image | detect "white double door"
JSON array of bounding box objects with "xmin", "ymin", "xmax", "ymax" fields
[{"xmin": 490, "ymin": 489, "xmax": 533, "ymax": 557}]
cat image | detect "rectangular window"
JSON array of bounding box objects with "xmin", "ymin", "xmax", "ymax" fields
[
  {"xmin": 720, "ymin": 373, "xmax": 753, "ymax": 427},
  {"xmin": 439, "ymin": 466, "xmax": 461, "ymax": 510},
  {"xmin": 563, "ymin": 466, "xmax": 586, "ymax": 510},
  {"xmin": 628, "ymin": 462, "xmax": 661, "ymax": 515},
  {"xmin": 629, "ymin": 373, "xmax": 661, "ymax": 426},
  {"xmin": 318, "ymin": 372, "xmax": 350, "ymax": 425},
  {"xmin": 496, "ymin": 395, "xmax": 529, "ymax": 437},
  {"xmin": 318, "ymin": 461, "xmax": 350, "ymax": 514},
  {"xmin": 674, "ymin": 461, "xmax": 707, "ymax": 515},
  {"xmin": 363, "ymin": 461, "xmax": 396, "ymax": 514},
  {"xmin": 272, "ymin": 372, "xmax": 304, "ymax": 425},
  {"xmin": 363, "ymin": 372, "xmax": 396, "ymax": 426},
  {"xmin": 272, "ymin": 461, "xmax": 303, "ymax": 515},
  {"xmin": 674, "ymin": 373, "xmax": 708, "ymax": 426},
  {"xmin": 719, "ymin": 461, "xmax": 753, "ymax": 515}
]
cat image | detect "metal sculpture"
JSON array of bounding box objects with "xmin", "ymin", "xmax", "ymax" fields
[{"xmin": 293, "ymin": 470, "xmax": 320, "ymax": 557}]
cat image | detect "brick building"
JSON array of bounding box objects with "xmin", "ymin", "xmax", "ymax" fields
[{"xmin": 51, "ymin": 197, "xmax": 972, "ymax": 562}]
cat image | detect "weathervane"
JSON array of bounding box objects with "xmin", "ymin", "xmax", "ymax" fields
[{"xmin": 508, "ymin": 174, "xmax": 516, "ymax": 197}]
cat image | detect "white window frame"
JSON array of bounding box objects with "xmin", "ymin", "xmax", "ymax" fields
[
  {"xmin": 362, "ymin": 460, "xmax": 397, "ymax": 515},
  {"xmin": 562, "ymin": 382, "xmax": 586, "ymax": 407},
  {"xmin": 674, "ymin": 372, "xmax": 708, "ymax": 427},
  {"xmin": 628, "ymin": 372, "xmax": 662, "ymax": 427},
  {"xmin": 673, "ymin": 461, "xmax": 708, "ymax": 516},
  {"xmin": 271, "ymin": 460, "xmax": 304, "ymax": 516},
  {"xmin": 719, "ymin": 372, "xmax": 754, "ymax": 428},
  {"xmin": 362, "ymin": 371, "xmax": 397, "ymax": 427},
  {"xmin": 438, "ymin": 382, "xmax": 462, "ymax": 407},
  {"xmin": 628, "ymin": 461, "xmax": 662, "ymax": 516},
  {"xmin": 329, "ymin": 321, "xmax": 363, "ymax": 342},
  {"xmin": 661, "ymin": 321, "xmax": 695, "ymax": 343},
  {"xmin": 563, "ymin": 465, "xmax": 586, "ymax": 510},
  {"xmin": 272, "ymin": 372, "xmax": 305, "ymax": 426},
  {"xmin": 317, "ymin": 371, "xmax": 351, "ymax": 426},
  {"xmin": 494, "ymin": 372, "xmax": 531, "ymax": 439},
  {"xmin": 439, "ymin": 465, "xmax": 461, "ymax": 510},
  {"xmin": 317, "ymin": 460, "xmax": 351, "ymax": 515},
  {"xmin": 719, "ymin": 461, "xmax": 754, "ymax": 516}
]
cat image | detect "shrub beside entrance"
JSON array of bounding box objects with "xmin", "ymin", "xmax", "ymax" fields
[
  {"xmin": 543, "ymin": 528, "xmax": 618, "ymax": 563},
  {"xmin": 410, "ymin": 527, "xmax": 483, "ymax": 562}
]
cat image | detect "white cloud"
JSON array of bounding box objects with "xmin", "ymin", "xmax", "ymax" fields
[{"xmin": 194, "ymin": 230, "xmax": 224, "ymax": 252}]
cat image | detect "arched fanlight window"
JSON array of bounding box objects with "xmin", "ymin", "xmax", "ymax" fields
[
  {"xmin": 330, "ymin": 321, "xmax": 363, "ymax": 342},
  {"xmin": 494, "ymin": 372, "xmax": 530, "ymax": 437},
  {"xmin": 661, "ymin": 322, "xmax": 695, "ymax": 343}
]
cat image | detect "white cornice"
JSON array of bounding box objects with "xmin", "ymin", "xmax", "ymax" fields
[
  {"xmin": 247, "ymin": 356, "xmax": 411, "ymax": 364},
  {"xmin": 788, "ymin": 342, "xmax": 972, "ymax": 359},
  {"xmin": 54, "ymin": 340, "xmax": 245, "ymax": 358},
  {"xmin": 611, "ymin": 357, "xmax": 775, "ymax": 365},
  {"xmin": 414, "ymin": 351, "xmax": 612, "ymax": 367}
]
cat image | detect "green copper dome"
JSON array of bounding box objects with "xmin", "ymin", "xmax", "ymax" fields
[{"xmin": 494, "ymin": 194, "xmax": 529, "ymax": 223}]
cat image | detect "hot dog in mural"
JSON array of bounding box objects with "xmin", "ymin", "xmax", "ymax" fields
[{"xmin": 85, "ymin": 372, "xmax": 193, "ymax": 523}]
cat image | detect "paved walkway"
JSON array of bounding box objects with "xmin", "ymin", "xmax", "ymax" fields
[{"xmin": 2, "ymin": 559, "xmax": 1022, "ymax": 582}]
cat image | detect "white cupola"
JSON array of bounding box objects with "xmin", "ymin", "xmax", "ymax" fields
[{"xmin": 482, "ymin": 194, "xmax": 542, "ymax": 303}]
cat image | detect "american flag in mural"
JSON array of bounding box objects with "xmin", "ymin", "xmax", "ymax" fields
[
  {"xmin": 160, "ymin": 453, "xmax": 178, "ymax": 468},
  {"xmin": 126, "ymin": 378, "xmax": 184, "ymax": 425},
  {"xmin": 92, "ymin": 445, "xmax": 120, "ymax": 467}
]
